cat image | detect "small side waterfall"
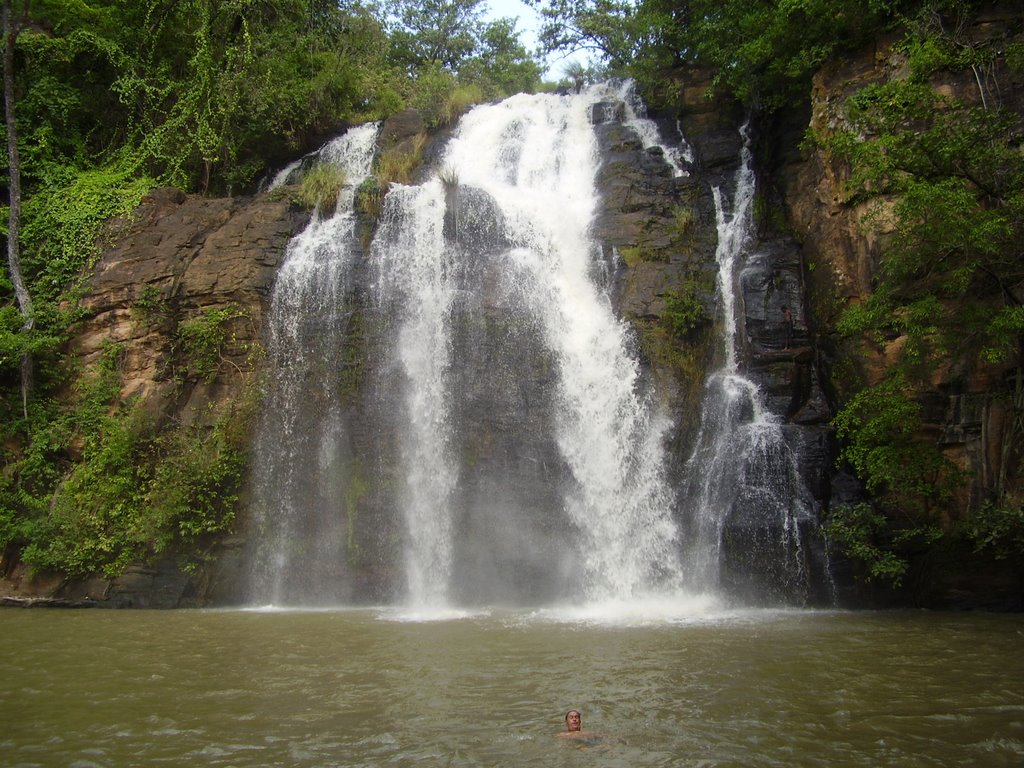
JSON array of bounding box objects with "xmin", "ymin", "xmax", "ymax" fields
[
  {"xmin": 247, "ymin": 123, "xmax": 379, "ymax": 605},
  {"xmin": 596, "ymin": 80, "xmax": 692, "ymax": 177},
  {"xmin": 680, "ymin": 127, "xmax": 817, "ymax": 603}
]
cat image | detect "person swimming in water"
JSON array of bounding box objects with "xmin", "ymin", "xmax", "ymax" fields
[
  {"xmin": 562, "ymin": 710, "xmax": 582, "ymax": 735},
  {"xmin": 558, "ymin": 708, "xmax": 612, "ymax": 747},
  {"xmin": 557, "ymin": 708, "xmax": 589, "ymax": 741}
]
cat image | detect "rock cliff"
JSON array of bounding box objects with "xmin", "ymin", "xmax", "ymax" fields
[
  {"xmin": 2, "ymin": 189, "xmax": 309, "ymax": 607},
  {"xmin": 769, "ymin": 6, "xmax": 1023, "ymax": 606},
  {"xmin": 7, "ymin": 25, "xmax": 1021, "ymax": 607}
]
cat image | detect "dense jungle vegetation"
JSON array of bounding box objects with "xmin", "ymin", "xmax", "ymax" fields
[{"xmin": 2, "ymin": 0, "xmax": 1021, "ymax": 596}]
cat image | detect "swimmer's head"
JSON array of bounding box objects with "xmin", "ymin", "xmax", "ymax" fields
[{"xmin": 565, "ymin": 710, "xmax": 582, "ymax": 732}]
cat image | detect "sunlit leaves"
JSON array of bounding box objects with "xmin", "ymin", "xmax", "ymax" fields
[
  {"xmin": 384, "ymin": 0, "xmax": 485, "ymax": 70},
  {"xmin": 833, "ymin": 374, "xmax": 959, "ymax": 511},
  {"xmin": 536, "ymin": 0, "xmax": 641, "ymax": 63}
]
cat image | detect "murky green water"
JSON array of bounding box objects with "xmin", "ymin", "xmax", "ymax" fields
[{"xmin": 3, "ymin": 607, "xmax": 1023, "ymax": 767}]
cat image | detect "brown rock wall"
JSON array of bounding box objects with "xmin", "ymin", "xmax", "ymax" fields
[
  {"xmin": 3, "ymin": 189, "xmax": 311, "ymax": 607},
  {"xmin": 72, "ymin": 189, "xmax": 306, "ymax": 418},
  {"xmin": 772, "ymin": 6, "xmax": 1024, "ymax": 605}
]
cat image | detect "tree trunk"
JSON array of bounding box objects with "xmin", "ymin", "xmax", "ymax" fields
[{"xmin": 3, "ymin": 0, "xmax": 33, "ymax": 420}]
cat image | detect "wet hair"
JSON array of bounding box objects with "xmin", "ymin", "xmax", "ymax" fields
[{"xmin": 565, "ymin": 710, "xmax": 581, "ymax": 722}]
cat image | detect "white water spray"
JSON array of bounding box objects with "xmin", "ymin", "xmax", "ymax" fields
[
  {"xmin": 248, "ymin": 122, "xmax": 379, "ymax": 605},
  {"xmin": 247, "ymin": 88, "xmax": 820, "ymax": 613},
  {"xmin": 373, "ymin": 87, "xmax": 684, "ymax": 607},
  {"xmin": 371, "ymin": 181, "xmax": 458, "ymax": 608}
]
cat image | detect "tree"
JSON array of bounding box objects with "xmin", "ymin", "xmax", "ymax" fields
[
  {"xmin": 458, "ymin": 17, "xmax": 543, "ymax": 98},
  {"xmin": 534, "ymin": 0, "xmax": 643, "ymax": 66},
  {"xmin": 3, "ymin": 0, "xmax": 33, "ymax": 419},
  {"xmin": 385, "ymin": 0, "xmax": 485, "ymax": 72},
  {"xmin": 533, "ymin": 0, "xmax": 906, "ymax": 110}
]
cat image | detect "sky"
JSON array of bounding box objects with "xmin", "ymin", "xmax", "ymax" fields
[{"xmin": 481, "ymin": 0, "xmax": 592, "ymax": 80}]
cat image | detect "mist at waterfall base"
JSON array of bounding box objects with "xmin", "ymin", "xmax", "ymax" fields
[{"xmin": 245, "ymin": 83, "xmax": 820, "ymax": 617}]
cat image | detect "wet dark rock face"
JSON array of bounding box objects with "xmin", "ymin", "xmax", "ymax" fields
[{"xmin": 590, "ymin": 92, "xmax": 836, "ymax": 605}]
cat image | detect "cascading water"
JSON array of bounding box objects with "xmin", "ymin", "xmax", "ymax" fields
[
  {"xmin": 679, "ymin": 127, "xmax": 817, "ymax": 603},
  {"xmin": 245, "ymin": 85, "xmax": 822, "ymax": 612},
  {"xmin": 370, "ymin": 181, "xmax": 459, "ymax": 608},
  {"xmin": 370, "ymin": 87, "xmax": 684, "ymax": 609},
  {"xmin": 247, "ymin": 123, "xmax": 379, "ymax": 605},
  {"xmin": 595, "ymin": 80, "xmax": 692, "ymax": 177},
  {"xmin": 246, "ymin": 86, "xmax": 693, "ymax": 611}
]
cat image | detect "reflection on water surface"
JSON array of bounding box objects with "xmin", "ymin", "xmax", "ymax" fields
[{"xmin": 3, "ymin": 608, "xmax": 1023, "ymax": 767}]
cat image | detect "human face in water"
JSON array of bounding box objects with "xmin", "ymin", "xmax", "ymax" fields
[{"xmin": 565, "ymin": 710, "xmax": 582, "ymax": 732}]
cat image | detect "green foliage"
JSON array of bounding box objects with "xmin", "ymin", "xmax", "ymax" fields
[
  {"xmin": 439, "ymin": 84, "xmax": 486, "ymax": 127},
  {"xmin": 356, "ymin": 176, "xmax": 386, "ymax": 224},
  {"xmin": 7, "ymin": 337, "xmax": 256, "ymax": 578},
  {"xmin": 131, "ymin": 284, "xmax": 173, "ymax": 328},
  {"xmin": 833, "ymin": 373, "xmax": 959, "ymax": 513},
  {"xmin": 384, "ymin": 0, "xmax": 541, "ymax": 116},
  {"xmin": 1007, "ymin": 42, "xmax": 1024, "ymax": 74},
  {"xmin": 7, "ymin": 0, "xmax": 400, "ymax": 198},
  {"xmin": 670, "ymin": 206, "xmax": 695, "ymax": 239},
  {"xmin": 824, "ymin": 5, "xmax": 1023, "ymax": 583},
  {"xmin": 537, "ymin": 0, "xmax": 645, "ymax": 65},
  {"xmin": 20, "ymin": 163, "xmax": 154, "ymax": 302},
  {"xmin": 0, "ymin": 306, "xmax": 63, "ymax": 386},
  {"xmin": 982, "ymin": 307, "xmax": 1024, "ymax": 364},
  {"xmin": 537, "ymin": 0, "xmax": 905, "ymax": 111},
  {"xmin": 122, "ymin": 0, "xmax": 394, "ymax": 192},
  {"xmin": 662, "ymin": 284, "xmax": 705, "ymax": 339},
  {"xmin": 144, "ymin": 410, "xmax": 250, "ymax": 552},
  {"xmin": 964, "ymin": 501, "xmax": 1024, "ymax": 561},
  {"xmin": 618, "ymin": 246, "xmax": 648, "ymax": 268},
  {"xmin": 21, "ymin": 404, "xmax": 250, "ymax": 578},
  {"xmin": 829, "ymin": 22, "xmax": 1024, "ymax": 373},
  {"xmin": 375, "ymin": 133, "xmax": 428, "ymax": 186},
  {"xmin": 174, "ymin": 305, "xmax": 247, "ymax": 382},
  {"xmin": 385, "ymin": 0, "xmax": 485, "ymax": 71},
  {"xmin": 826, "ymin": 502, "xmax": 926, "ymax": 586},
  {"xmin": 405, "ymin": 63, "xmax": 462, "ymax": 127},
  {"xmin": 458, "ymin": 18, "xmax": 544, "ymax": 99}
]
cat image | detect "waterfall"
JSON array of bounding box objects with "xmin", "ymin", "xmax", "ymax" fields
[
  {"xmin": 369, "ymin": 88, "xmax": 684, "ymax": 608},
  {"xmin": 370, "ymin": 181, "xmax": 459, "ymax": 608},
  {"xmin": 245, "ymin": 86, "xmax": 688, "ymax": 609},
  {"xmin": 680, "ymin": 127, "xmax": 815, "ymax": 603},
  {"xmin": 245, "ymin": 86, "xmax": 821, "ymax": 611},
  {"xmin": 596, "ymin": 80, "xmax": 691, "ymax": 177},
  {"xmin": 247, "ymin": 123, "xmax": 379, "ymax": 606}
]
